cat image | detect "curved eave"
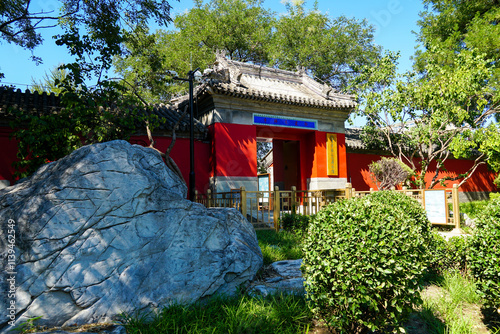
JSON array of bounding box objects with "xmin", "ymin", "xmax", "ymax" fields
[{"xmin": 204, "ymin": 83, "xmax": 356, "ymax": 111}]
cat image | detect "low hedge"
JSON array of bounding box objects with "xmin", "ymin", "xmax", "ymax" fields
[
  {"xmin": 468, "ymin": 197, "xmax": 500, "ymax": 311},
  {"xmin": 428, "ymin": 232, "xmax": 468, "ymax": 275},
  {"xmin": 302, "ymin": 191, "xmax": 432, "ymax": 333},
  {"xmin": 280, "ymin": 213, "xmax": 312, "ymax": 234}
]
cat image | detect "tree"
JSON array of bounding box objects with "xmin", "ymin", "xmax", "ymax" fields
[
  {"xmin": 0, "ymin": 0, "xmax": 175, "ymax": 80},
  {"xmin": 115, "ymin": 0, "xmax": 382, "ymax": 102},
  {"xmin": 355, "ymin": 48, "xmax": 498, "ymax": 189},
  {"xmin": 369, "ymin": 157, "xmax": 412, "ymax": 190},
  {"xmin": 10, "ymin": 83, "xmax": 152, "ymax": 178},
  {"xmin": 416, "ymin": 1, "xmax": 500, "ymax": 62},
  {"xmin": 411, "ymin": 0, "xmax": 500, "ymax": 187},
  {"xmin": 415, "ymin": 0, "xmax": 500, "ymax": 118},
  {"xmin": 114, "ymin": 25, "xmax": 185, "ymax": 104},
  {"xmin": 114, "ymin": 0, "xmax": 274, "ymax": 103},
  {"xmin": 30, "ymin": 65, "xmax": 68, "ymax": 95},
  {"xmin": 3, "ymin": 0, "xmax": 175, "ymax": 179},
  {"xmin": 175, "ymin": 0, "xmax": 273, "ymax": 64},
  {"xmin": 268, "ymin": 1, "xmax": 381, "ymax": 91}
]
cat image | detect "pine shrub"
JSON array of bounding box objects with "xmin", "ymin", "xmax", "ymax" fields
[{"xmin": 302, "ymin": 191, "xmax": 432, "ymax": 333}]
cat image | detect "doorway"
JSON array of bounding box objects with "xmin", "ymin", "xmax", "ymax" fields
[
  {"xmin": 256, "ymin": 137, "xmax": 302, "ymax": 191},
  {"xmin": 283, "ymin": 140, "xmax": 300, "ymax": 190}
]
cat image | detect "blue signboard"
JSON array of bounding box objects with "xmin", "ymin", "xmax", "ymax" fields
[{"xmin": 253, "ymin": 113, "xmax": 317, "ymax": 130}]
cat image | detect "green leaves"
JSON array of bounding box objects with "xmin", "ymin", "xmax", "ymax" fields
[
  {"xmin": 302, "ymin": 191, "xmax": 432, "ymax": 332},
  {"xmin": 467, "ymin": 197, "xmax": 500, "ymax": 310},
  {"xmin": 9, "ymin": 78, "xmax": 162, "ymax": 179},
  {"xmin": 355, "ymin": 46, "xmax": 497, "ymax": 189},
  {"xmin": 409, "ymin": 0, "xmax": 500, "ymax": 189},
  {"xmin": 267, "ymin": 3, "xmax": 380, "ymax": 91},
  {"xmin": 1, "ymin": 0, "xmax": 174, "ymax": 83},
  {"xmin": 115, "ymin": 0, "xmax": 382, "ymax": 100},
  {"xmin": 280, "ymin": 213, "xmax": 313, "ymax": 235}
]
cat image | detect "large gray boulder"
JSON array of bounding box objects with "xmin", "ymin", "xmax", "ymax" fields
[{"xmin": 0, "ymin": 140, "xmax": 262, "ymax": 332}]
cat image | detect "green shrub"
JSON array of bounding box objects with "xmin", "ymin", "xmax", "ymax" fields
[
  {"xmin": 490, "ymin": 192, "xmax": 500, "ymax": 200},
  {"xmin": 280, "ymin": 213, "xmax": 312, "ymax": 234},
  {"xmin": 428, "ymin": 232, "xmax": 468, "ymax": 275},
  {"xmin": 302, "ymin": 191, "xmax": 432, "ymax": 333},
  {"xmin": 468, "ymin": 197, "xmax": 500, "ymax": 310}
]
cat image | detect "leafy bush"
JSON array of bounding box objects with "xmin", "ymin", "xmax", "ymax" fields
[
  {"xmin": 467, "ymin": 197, "xmax": 500, "ymax": 310},
  {"xmin": 428, "ymin": 232, "xmax": 469, "ymax": 275},
  {"xmin": 368, "ymin": 157, "xmax": 413, "ymax": 190},
  {"xmin": 490, "ymin": 192, "xmax": 500, "ymax": 200},
  {"xmin": 280, "ymin": 213, "xmax": 312, "ymax": 234},
  {"xmin": 302, "ymin": 191, "xmax": 432, "ymax": 333}
]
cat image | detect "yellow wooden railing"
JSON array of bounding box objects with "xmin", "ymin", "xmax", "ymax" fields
[{"xmin": 195, "ymin": 183, "xmax": 461, "ymax": 232}]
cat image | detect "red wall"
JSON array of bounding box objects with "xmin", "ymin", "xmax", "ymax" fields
[
  {"xmin": 0, "ymin": 128, "xmax": 19, "ymax": 185},
  {"xmin": 309, "ymin": 132, "xmax": 347, "ymax": 179},
  {"xmin": 2, "ymin": 122, "xmax": 496, "ymax": 195},
  {"xmin": 210, "ymin": 123, "xmax": 257, "ymax": 178},
  {"xmin": 255, "ymin": 127, "xmax": 347, "ymax": 190},
  {"xmin": 0, "ymin": 129, "xmax": 211, "ymax": 196},
  {"xmin": 130, "ymin": 136, "xmax": 211, "ymax": 194},
  {"xmin": 347, "ymin": 152, "xmax": 498, "ymax": 192},
  {"xmin": 273, "ymin": 139, "xmax": 284, "ymax": 185}
]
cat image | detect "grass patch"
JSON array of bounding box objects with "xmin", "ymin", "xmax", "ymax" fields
[
  {"xmin": 122, "ymin": 232, "xmax": 493, "ymax": 334},
  {"xmin": 441, "ymin": 271, "xmax": 482, "ymax": 305},
  {"xmin": 410, "ymin": 270, "xmax": 489, "ymax": 334},
  {"xmin": 460, "ymin": 200, "xmax": 490, "ymax": 219},
  {"xmin": 256, "ymin": 230, "xmax": 303, "ymax": 265},
  {"xmin": 122, "ymin": 293, "xmax": 313, "ymax": 334}
]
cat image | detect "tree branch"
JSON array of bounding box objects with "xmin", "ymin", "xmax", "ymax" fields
[
  {"xmin": 113, "ymin": 76, "xmax": 187, "ymax": 185},
  {"xmin": 457, "ymin": 153, "xmax": 487, "ymax": 188}
]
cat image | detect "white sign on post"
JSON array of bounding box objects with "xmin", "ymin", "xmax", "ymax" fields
[
  {"xmin": 258, "ymin": 174, "xmax": 270, "ymax": 198},
  {"xmin": 424, "ymin": 190, "xmax": 447, "ymax": 225}
]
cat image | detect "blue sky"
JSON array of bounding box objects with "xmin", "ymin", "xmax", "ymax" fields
[{"xmin": 0, "ymin": 0, "xmax": 425, "ymax": 91}]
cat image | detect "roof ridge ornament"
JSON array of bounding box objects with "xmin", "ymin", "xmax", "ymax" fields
[
  {"xmin": 296, "ymin": 65, "xmax": 307, "ymax": 76},
  {"xmin": 321, "ymin": 84, "xmax": 333, "ymax": 99},
  {"xmin": 214, "ymin": 50, "xmax": 244, "ymax": 87},
  {"xmin": 229, "ymin": 66, "xmax": 243, "ymax": 86}
]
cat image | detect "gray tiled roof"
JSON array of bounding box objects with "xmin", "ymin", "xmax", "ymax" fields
[
  {"xmin": 174, "ymin": 57, "xmax": 357, "ymax": 110},
  {"xmin": 144, "ymin": 104, "xmax": 207, "ymax": 134},
  {"xmin": 220, "ymin": 59, "xmax": 356, "ymax": 109},
  {"xmin": 207, "ymin": 80, "xmax": 356, "ymax": 109},
  {"xmin": 0, "ymin": 87, "xmax": 60, "ymax": 116},
  {"xmin": 345, "ymin": 128, "xmax": 366, "ymax": 150},
  {"xmin": 0, "ymin": 87, "xmax": 207, "ymax": 135}
]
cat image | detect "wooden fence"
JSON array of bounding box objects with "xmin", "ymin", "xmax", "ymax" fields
[{"xmin": 195, "ymin": 183, "xmax": 461, "ymax": 232}]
